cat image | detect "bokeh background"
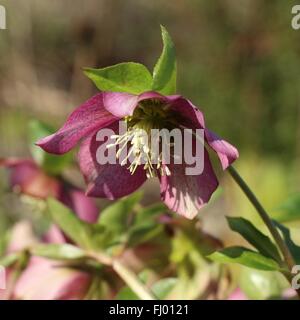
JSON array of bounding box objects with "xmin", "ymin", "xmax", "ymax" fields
[{"xmin": 0, "ymin": 0, "xmax": 300, "ymax": 299}]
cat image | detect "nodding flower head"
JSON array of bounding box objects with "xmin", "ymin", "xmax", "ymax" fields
[
  {"xmin": 107, "ymin": 99, "xmax": 177, "ymax": 178},
  {"xmin": 36, "ymin": 91, "xmax": 239, "ymax": 219}
]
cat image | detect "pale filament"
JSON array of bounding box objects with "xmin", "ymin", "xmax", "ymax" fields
[{"xmin": 107, "ymin": 128, "xmax": 171, "ymax": 178}]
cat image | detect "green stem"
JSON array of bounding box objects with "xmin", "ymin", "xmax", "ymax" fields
[
  {"xmin": 112, "ymin": 259, "xmax": 156, "ymax": 300},
  {"xmin": 228, "ymin": 166, "xmax": 300, "ymax": 299},
  {"xmin": 88, "ymin": 252, "xmax": 156, "ymax": 300},
  {"xmin": 228, "ymin": 166, "xmax": 295, "ymax": 270}
]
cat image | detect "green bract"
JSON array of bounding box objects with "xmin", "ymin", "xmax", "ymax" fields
[
  {"xmin": 152, "ymin": 25, "xmax": 177, "ymax": 95},
  {"xmin": 84, "ymin": 26, "xmax": 177, "ymax": 95},
  {"xmin": 84, "ymin": 62, "xmax": 153, "ymax": 95}
]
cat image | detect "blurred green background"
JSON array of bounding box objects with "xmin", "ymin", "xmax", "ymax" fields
[{"xmin": 0, "ymin": 0, "xmax": 300, "ymax": 248}]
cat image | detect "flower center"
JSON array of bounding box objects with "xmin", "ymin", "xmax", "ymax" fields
[{"xmin": 107, "ymin": 99, "xmax": 176, "ymax": 178}]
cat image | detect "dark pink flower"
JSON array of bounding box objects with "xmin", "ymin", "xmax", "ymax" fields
[{"xmin": 37, "ymin": 92, "xmax": 238, "ymax": 218}]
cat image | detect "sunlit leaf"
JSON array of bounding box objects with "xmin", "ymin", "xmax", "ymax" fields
[
  {"xmin": 127, "ymin": 223, "xmax": 163, "ymax": 247},
  {"xmin": 47, "ymin": 198, "xmax": 109, "ymax": 250},
  {"xmin": 84, "ymin": 62, "xmax": 152, "ymax": 94},
  {"xmin": 208, "ymin": 246, "xmax": 281, "ymax": 271},
  {"xmin": 32, "ymin": 244, "xmax": 86, "ymax": 260},
  {"xmin": 274, "ymin": 221, "xmax": 300, "ymax": 264},
  {"xmin": 152, "ymin": 25, "xmax": 177, "ymax": 95},
  {"xmin": 134, "ymin": 203, "xmax": 167, "ymax": 224},
  {"xmin": 98, "ymin": 192, "xmax": 143, "ymax": 233},
  {"xmin": 0, "ymin": 253, "xmax": 19, "ymax": 267},
  {"xmin": 115, "ymin": 286, "xmax": 139, "ymax": 300},
  {"xmin": 116, "ymin": 277, "xmax": 177, "ymax": 300},
  {"xmin": 227, "ymin": 217, "xmax": 281, "ymax": 262},
  {"xmin": 151, "ymin": 278, "xmax": 177, "ymax": 299}
]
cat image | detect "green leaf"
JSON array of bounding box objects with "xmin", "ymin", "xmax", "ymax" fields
[
  {"xmin": 0, "ymin": 253, "xmax": 19, "ymax": 267},
  {"xmin": 135, "ymin": 203, "xmax": 167, "ymax": 225},
  {"xmin": 151, "ymin": 278, "xmax": 177, "ymax": 299},
  {"xmin": 47, "ymin": 198, "xmax": 106, "ymax": 250},
  {"xmin": 208, "ymin": 246, "xmax": 281, "ymax": 271},
  {"xmin": 227, "ymin": 217, "xmax": 281, "ymax": 262},
  {"xmin": 29, "ymin": 120, "xmax": 73, "ymax": 175},
  {"xmin": 84, "ymin": 62, "xmax": 152, "ymax": 94},
  {"xmin": 274, "ymin": 221, "xmax": 300, "ymax": 264},
  {"xmin": 273, "ymin": 195, "xmax": 300, "ymax": 223},
  {"xmin": 116, "ymin": 277, "xmax": 177, "ymax": 300},
  {"xmin": 0, "ymin": 229, "xmax": 10, "ymax": 258},
  {"xmin": 98, "ymin": 192, "xmax": 143, "ymax": 233},
  {"xmin": 124, "ymin": 200, "xmax": 166, "ymax": 247},
  {"xmin": 115, "ymin": 286, "xmax": 139, "ymax": 300},
  {"xmin": 127, "ymin": 223, "xmax": 164, "ymax": 247},
  {"xmin": 152, "ymin": 25, "xmax": 177, "ymax": 95},
  {"xmin": 32, "ymin": 244, "xmax": 86, "ymax": 260}
]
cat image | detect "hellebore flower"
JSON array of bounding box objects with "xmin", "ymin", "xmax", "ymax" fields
[{"xmin": 37, "ymin": 91, "xmax": 238, "ymax": 219}]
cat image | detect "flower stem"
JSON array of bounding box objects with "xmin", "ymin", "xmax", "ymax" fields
[
  {"xmin": 112, "ymin": 259, "xmax": 156, "ymax": 300},
  {"xmin": 88, "ymin": 252, "xmax": 156, "ymax": 300},
  {"xmin": 227, "ymin": 166, "xmax": 295, "ymax": 270},
  {"xmin": 228, "ymin": 166, "xmax": 300, "ymax": 299}
]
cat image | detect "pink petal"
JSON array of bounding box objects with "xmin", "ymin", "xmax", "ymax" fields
[
  {"xmin": 0, "ymin": 269, "xmax": 13, "ymax": 300},
  {"xmin": 102, "ymin": 92, "xmax": 139, "ymax": 117},
  {"xmin": 0, "ymin": 158, "xmax": 39, "ymax": 188},
  {"xmin": 159, "ymin": 149, "xmax": 218, "ymax": 219},
  {"xmin": 138, "ymin": 91, "xmax": 169, "ymax": 101},
  {"xmin": 68, "ymin": 189, "xmax": 99, "ymax": 223},
  {"xmin": 78, "ymin": 125, "xmax": 147, "ymax": 199},
  {"xmin": 102, "ymin": 91, "xmax": 169, "ymax": 118},
  {"xmin": 168, "ymin": 96, "xmax": 239, "ymax": 169},
  {"xmin": 228, "ymin": 288, "xmax": 248, "ymax": 300},
  {"xmin": 118, "ymin": 91, "xmax": 228, "ymax": 165},
  {"xmin": 36, "ymin": 94, "xmax": 119, "ymax": 154},
  {"xmin": 43, "ymin": 225, "xmax": 66, "ymax": 244},
  {"xmin": 14, "ymin": 257, "xmax": 91, "ymax": 300},
  {"xmin": 0, "ymin": 158, "xmax": 61, "ymax": 198},
  {"xmin": 8, "ymin": 221, "xmax": 38, "ymax": 253},
  {"xmin": 205, "ymin": 129, "xmax": 239, "ymax": 170}
]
